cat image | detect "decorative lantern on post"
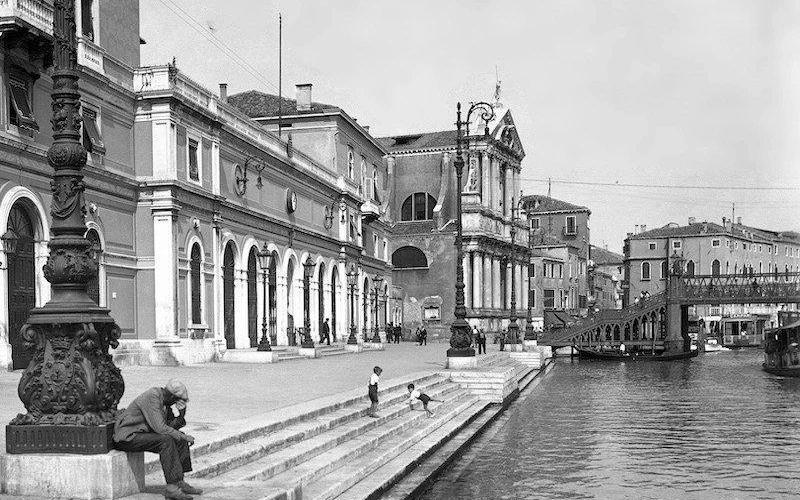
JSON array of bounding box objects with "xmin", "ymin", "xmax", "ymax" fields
[
  {"xmin": 301, "ymin": 256, "xmax": 316, "ymax": 347},
  {"xmin": 257, "ymin": 243, "xmax": 272, "ymax": 351},
  {"xmin": 371, "ymin": 274, "xmax": 383, "ymax": 343},
  {"xmin": 346, "ymin": 264, "xmax": 358, "ymax": 345},
  {"xmin": 5, "ymin": 0, "xmax": 125, "ymax": 457}
]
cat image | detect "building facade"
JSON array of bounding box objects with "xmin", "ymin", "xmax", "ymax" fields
[
  {"xmin": 521, "ymin": 196, "xmax": 591, "ymax": 328},
  {"xmin": 380, "ymin": 101, "xmax": 529, "ymax": 338},
  {"xmin": 0, "ymin": 1, "xmax": 396, "ymax": 369},
  {"xmin": 589, "ymin": 245, "xmax": 623, "ymax": 310},
  {"xmin": 623, "ymin": 217, "xmax": 800, "ymax": 323}
]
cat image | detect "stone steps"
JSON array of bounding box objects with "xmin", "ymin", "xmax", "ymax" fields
[
  {"xmin": 143, "ymin": 372, "xmax": 447, "ymax": 477},
  {"xmin": 302, "ymin": 399, "xmax": 487, "ymax": 500},
  {"xmin": 175, "ymin": 378, "xmax": 455, "ymax": 480},
  {"xmin": 212, "ymin": 385, "xmax": 469, "ymax": 488}
]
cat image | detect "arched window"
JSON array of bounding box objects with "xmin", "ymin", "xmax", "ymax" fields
[
  {"xmin": 685, "ymin": 260, "xmax": 695, "ymax": 276},
  {"xmin": 660, "ymin": 260, "xmax": 668, "ymax": 279},
  {"xmin": 642, "ymin": 262, "xmax": 651, "ymax": 280},
  {"xmin": 711, "ymin": 259, "xmax": 720, "ymax": 276},
  {"xmin": 190, "ymin": 243, "xmax": 202, "ymax": 324},
  {"xmin": 391, "ymin": 246, "xmax": 428, "ymax": 269},
  {"xmin": 400, "ymin": 193, "xmax": 437, "ymax": 221}
]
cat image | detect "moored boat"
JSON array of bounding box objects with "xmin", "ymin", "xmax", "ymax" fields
[
  {"xmin": 576, "ymin": 347, "xmax": 699, "ymax": 361},
  {"xmin": 763, "ymin": 312, "xmax": 800, "ymax": 377}
]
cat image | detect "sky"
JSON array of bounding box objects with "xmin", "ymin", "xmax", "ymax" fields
[{"xmin": 140, "ymin": 0, "xmax": 800, "ymax": 253}]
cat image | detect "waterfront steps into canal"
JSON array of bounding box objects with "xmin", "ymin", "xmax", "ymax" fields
[{"xmin": 138, "ymin": 354, "xmax": 537, "ymax": 499}]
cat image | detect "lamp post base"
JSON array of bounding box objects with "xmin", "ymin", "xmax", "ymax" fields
[
  {"xmin": 256, "ymin": 337, "xmax": 272, "ymax": 352},
  {"xmin": 446, "ymin": 355, "xmax": 478, "ymax": 369}
]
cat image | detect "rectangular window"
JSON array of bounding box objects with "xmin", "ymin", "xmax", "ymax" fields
[
  {"xmin": 371, "ymin": 164, "xmax": 380, "ymax": 202},
  {"xmin": 648, "ymin": 242, "xmax": 656, "ymax": 250},
  {"xmin": 347, "ymin": 147, "xmax": 354, "ymax": 179},
  {"xmin": 531, "ymin": 218, "xmax": 540, "ymax": 230},
  {"xmin": 188, "ymin": 138, "xmax": 199, "ymax": 181},
  {"xmin": 82, "ymin": 108, "xmax": 105, "ymax": 154},
  {"xmin": 565, "ymin": 216, "xmax": 577, "ymax": 235},
  {"xmin": 413, "ymin": 192, "xmax": 426, "ymax": 221},
  {"xmin": 531, "ymin": 289, "xmax": 536, "ymax": 308},
  {"xmin": 544, "ymin": 289, "xmax": 555, "ymax": 309},
  {"xmin": 81, "ymin": 0, "xmax": 95, "ymax": 40},
  {"xmin": 712, "ymin": 239, "xmax": 721, "ymax": 247},
  {"xmin": 559, "ymin": 264, "xmax": 563, "ymax": 278},
  {"xmin": 672, "ymin": 240, "xmax": 682, "ymax": 250},
  {"xmin": 531, "ymin": 264, "xmax": 536, "ymax": 278},
  {"xmin": 7, "ymin": 70, "xmax": 38, "ymax": 131},
  {"xmin": 349, "ymin": 214, "xmax": 356, "ymax": 241},
  {"xmin": 373, "ymin": 234, "xmax": 378, "ymax": 257},
  {"xmin": 742, "ymin": 243, "xmax": 748, "ymax": 251},
  {"xmin": 579, "ymin": 295, "xmax": 587, "ymax": 309},
  {"xmin": 423, "ymin": 306, "xmax": 440, "ymax": 320}
]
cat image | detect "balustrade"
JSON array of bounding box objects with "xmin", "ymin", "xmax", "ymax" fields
[{"xmin": 0, "ymin": 0, "xmax": 54, "ymax": 34}]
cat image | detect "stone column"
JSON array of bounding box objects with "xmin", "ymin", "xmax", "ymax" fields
[
  {"xmin": 493, "ymin": 257, "xmax": 501, "ymax": 309},
  {"xmin": 483, "ymin": 254, "xmax": 492, "ymax": 310},
  {"xmin": 504, "ymin": 167, "xmax": 512, "ymax": 218},
  {"xmin": 152, "ymin": 194, "xmax": 178, "ymax": 340},
  {"xmin": 472, "ymin": 252, "xmax": 483, "ymax": 309},
  {"xmin": 234, "ymin": 268, "xmax": 248, "ymax": 348}
]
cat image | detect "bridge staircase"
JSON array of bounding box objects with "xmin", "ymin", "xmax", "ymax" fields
[{"xmin": 540, "ymin": 291, "xmax": 668, "ymax": 347}]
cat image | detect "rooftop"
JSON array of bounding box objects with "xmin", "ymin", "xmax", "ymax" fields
[
  {"xmin": 227, "ymin": 90, "xmax": 340, "ymax": 118},
  {"xmin": 377, "ymin": 130, "xmax": 459, "ymax": 152},
  {"xmin": 591, "ymin": 245, "xmax": 624, "ymax": 265},
  {"xmin": 521, "ymin": 195, "xmax": 590, "ymax": 214},
  {"xmin": 628, "ymin": 221, "xmax": 798, "ymax": 244}
]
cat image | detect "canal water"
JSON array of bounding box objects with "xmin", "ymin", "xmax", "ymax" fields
[{"xmin": 421, "ymin": 350, "xmax": 800, "ymax": 499}]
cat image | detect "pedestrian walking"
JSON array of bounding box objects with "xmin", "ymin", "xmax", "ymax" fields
[
  {"xmin": 407, "ymin": 383, "xmax": 442, "ymax": 417},
  {"xmin": 499, "ymin": 330, "xmax": 506, "ymax": 351},
  {"xmin": 322, "ymin": 318, "xmax": 331, "ymax": 345},
  {"xmin": 420, "ymin": 326, "xmax": 428, "ymax": 346},
  {"xmin": 113, "ymin": 379, "xmax": 201, "ymax": 500},
  {"xmin": 477, "ymin": 328, "xmax": 487, "ymax": 354},
  {"xmin": 415, "ymin": 327, "xmax": 421, "ymax": 345},
  {"xmin": 394, "ymin": 325, "xmax": 401, "ymax": 343},
  {"xmin": 367, "ymin": 366, "xmax": 383, "ymax": 418}
]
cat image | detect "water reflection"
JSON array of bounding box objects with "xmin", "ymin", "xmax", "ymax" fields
[{"xmin": 421, "ymin": 351, "xmax": 800, "ymax": 499}]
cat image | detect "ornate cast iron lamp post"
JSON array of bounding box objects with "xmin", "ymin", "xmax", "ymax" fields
[
  {"xmin": 371, "ymin": 274, "xmax": 383, "ymax": 343},
  {"xmin": 6, "ymin": 0, "xmax": 124, "ymax": 454},
  {"xmin": 448, "ymin": 101, "xmax": 495, "ymax": 362},
  {"xmin": 257, "ymin": 243, "xmax": 272, "ymax": 351},
  {"xmin": 346, "ymin": 264, "xmax": 358, "ymax": 345},
  {"xmin": 301, "ymin": 256, "xmax": 316, "ymax": 348},
  {"xmin": 524, "ymin": 202, "xmax": 537, "ymax": 343},
  {"xmin": 506, "ymin": 196, "xmax": 521, "ymax": 346}
]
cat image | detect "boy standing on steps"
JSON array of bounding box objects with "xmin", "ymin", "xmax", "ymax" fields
[
  {"xmin": 407, "ymin": 383, "xmax": 441, "ymax": 418},
  {"xmin": 367, "ymin": 366, "xmax": 383, "ymax": 418}
]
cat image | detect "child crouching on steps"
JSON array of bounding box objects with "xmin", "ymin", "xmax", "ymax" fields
[
  {"xmin": 367, "ymin": 366, "xmax": 383, "ymax": 418},
  {"xmin": 407, "ymin": 383, "xmax": 441, "ymax": 417}
]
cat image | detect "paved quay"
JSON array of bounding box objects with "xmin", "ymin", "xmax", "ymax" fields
[{"xmin": 0, "ymin": 342, "xmax": 458, "ymax": 452}]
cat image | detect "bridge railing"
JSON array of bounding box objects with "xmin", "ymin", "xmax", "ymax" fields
[{"xmin": 673, "ymin": 271, "xmax": 800, "ymax": 303}]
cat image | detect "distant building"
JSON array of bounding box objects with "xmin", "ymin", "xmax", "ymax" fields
[
  {"xmin": 521, "ymin": 195, "xmax": 591, "ymax": 328},
  {"xmin": 380, "ymin": 100, "xmax": 528, "ymax": 338},
  {"xmin": 623, "ymin": 217, "xmax": 800, "ymax": 323},
  {"xmin": 589, "ymin": 245, "xmax": 623, "ymax": 310}
]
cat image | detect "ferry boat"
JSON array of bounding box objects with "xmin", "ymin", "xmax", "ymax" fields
[
  {"xmin": 720, "ymin": 315, "xmax": 769, "ymax": 348},
  {"xmin": 763, "ymin": 312, "xmax": 800, "ymax": 377}
]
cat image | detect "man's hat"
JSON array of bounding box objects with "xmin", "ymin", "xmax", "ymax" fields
[{"xmin": 165, "ymin": 379, "xmax": 189, "ymax": 401}]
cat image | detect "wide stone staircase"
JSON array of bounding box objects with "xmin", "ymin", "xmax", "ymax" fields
[{"xmin": 141, "ymin": 371, "xmax": 496, "ymax": 499}]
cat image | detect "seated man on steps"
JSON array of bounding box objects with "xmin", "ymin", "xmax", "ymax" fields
[{"xmin": 114, "ymin": 379, "xmax": 202, "ymax": 500}]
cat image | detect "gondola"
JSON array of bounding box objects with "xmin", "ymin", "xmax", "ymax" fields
[{"xmin": 575, "ymin": 347, "xmax": 699, "ymax": 361}]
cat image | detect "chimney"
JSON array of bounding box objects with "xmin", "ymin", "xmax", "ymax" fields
[
  {"xmin": 737, "ymin": 216, "xmax": 742, "ymax": 226},
  {"xmin": 363, "ymin": 125, "xmax": 370, "ymax": 133},
  {"xmin": 641, "ymin": 224, "xmax": 647, "ymax": 233},
  {"xmin": 219, "ymin": 83, "xmax": 227, "ymax": 101},
  {"xmin": 635, "ymin": 224, "xmax": 639, "ymax": 234},
  {"xmin": 296, "ymin": 83, "xmax": 312, "ymax": 111},
  {"xmin": 688, "ymin": 217, "xmax": 696, "ymax": 225}
]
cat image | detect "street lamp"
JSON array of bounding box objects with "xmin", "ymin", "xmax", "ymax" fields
[
  {"xmin": 257, "ymin": 243, "xmax": 272, "ymax": 351},
  {"xmin": 346, "ymin": 264, "xmax": 359, "ymax": 345},
  {"xmin": 524, "ymin": 204, "xmax": 537, "ymax": 342},
  {"xmin": 372, "ymin": 274, "xmax": 383, "ymax": 343},
  {"xmin": 507, "ymin": 195, "xmax": 521, "ymax": 346},
  {"xmin": 448, "ymin": 101, "xmax": 495, "ymax": 362},
  {"xmin": 302, "ymin": 256, "xmax": 316, "ymax": 348},
  {"xmin": 6, "ymin": 0, "xmax": 124, "ymax": 455}
]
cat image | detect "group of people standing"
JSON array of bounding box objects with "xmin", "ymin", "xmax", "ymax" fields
[{"xmin": 472, "ymin": 325, "xmax": 488, "ymax": 353}]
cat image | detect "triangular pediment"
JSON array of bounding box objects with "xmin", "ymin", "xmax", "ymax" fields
[{"xmin": 490, "ymin": 109, "xmax": 525, "ymax": 157}]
